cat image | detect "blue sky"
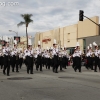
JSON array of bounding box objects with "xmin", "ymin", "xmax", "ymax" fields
[{"xmin": 0, "ymin": 0, "xmax": 100, "ymax": 37}]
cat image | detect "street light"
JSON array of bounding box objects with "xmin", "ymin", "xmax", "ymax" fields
[{"xmin": 9, "ymin": 30, "xmax": 18, "ymax": 37}]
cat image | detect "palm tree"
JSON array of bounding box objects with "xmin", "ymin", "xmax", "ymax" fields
[{"xmin": 17, "ymin": 14, "xmax": 33, "ymax": 48}]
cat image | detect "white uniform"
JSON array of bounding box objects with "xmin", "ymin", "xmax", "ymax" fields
[{"xmin": 3, "ymin": 47, "xmax": 11, "ymax": 56}]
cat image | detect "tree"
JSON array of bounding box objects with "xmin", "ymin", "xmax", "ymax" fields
[{"xmin": 17, "ymin": 14, "xmax": 33, "ymax": 48}]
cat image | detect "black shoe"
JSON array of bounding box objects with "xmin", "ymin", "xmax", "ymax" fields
[
  {"xmin": 3, "ymin": 73, "xmax": 6, "ymax": 75},
  {"xmin": 55, "ymin": 72, "xmax": 58, "ymax": 73},
  {"xmin": 3, "ymin": 70, "xmax": 6, "ymax": 75},
  {"xmin": 94, "ymin": 70, "xmax": 97, "ymax": 72},
  {"xmin": 30, "ymin": 73, "xmax": 33, "ymax": 74},
  {"xmin": 74, "ymin": 68, "xmax": 76, "ymax": 72},
  {"xmin": 40, "ymin": 70, "xmax": 43, "ymax": 71},
  {"xmin": 36, "ymin": 68, "xmax": 38, "ymax": 71},
  {"xmin": 7, "ymin": 74, "xmax": 10, "ymax": 76},
  {"xmin": 16, "ymin": 71, "xmax": 19, "ymax": 72}
]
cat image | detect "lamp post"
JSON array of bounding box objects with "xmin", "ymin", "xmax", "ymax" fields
[{"xmin": 9, "ymin": 30, "xmax": 18, "ymax": 37}]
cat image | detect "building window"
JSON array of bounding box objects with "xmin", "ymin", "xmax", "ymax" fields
[{"xmin": 67, "ymin": 33, "xmax": 70, "ymax": 42}]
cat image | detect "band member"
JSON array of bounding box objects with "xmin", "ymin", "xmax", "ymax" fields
[
  {"xmin": 45, "ymin": 47, "xmax": 51, "ymax": 70},
  {"xmin": 52, "ymin": 39, "xmax": 59, "ymax": 73},
  {"xmin": 58, "ymin": 49, "xmax": 63, "ymax": 71},
  {"xmin": 36, "ymin": 41, "xmax": 42, "ymax": 71},
  {"xmin": 72, "ymin": 48, "xmax": 76, "ymax": 69},
  {"xmin": 86, "ymin": 44, "xmax": 94, "ymax": 70},
  {"xmin": 0, "ymin": 50, "xmax": 3, "ymax": 69},
  {"xmin": 98, "ymin": 47, "xmax": 100, "ymax": 72},
  {"xmin": 93, "ymin": 42, "xmax": 99, "ymax": 72},
  {"xmin": 2, "ymin": 42, "xmax": 11, "ymax": 76},
  {"xmin": 28, "ymin": 46, "xmax": 34, "ymax": 74},
  {"xmin": 62, "ymin": 47, "xmax": 69, "ymax": 69},
  {"xmin": 33, "ymin": 49, "xmax": 38, "ymax": 66},
  {"xmin": 24, "ymin": 39, "xmax": 34, "ymax": 74},
  {"xmin": 11, "ymin": 40, "xmax": 19, "ymax": 72},
  {"xmin": 74, "ymin": 42, "xmax": 82, "ymax": 72},
  {"xmin": 89, "ymin": 44, "xmax": 94, "ymax": 70},
  {"xmin": 19, "ymin": 49, "xmax": 23, "ymax": 69}
]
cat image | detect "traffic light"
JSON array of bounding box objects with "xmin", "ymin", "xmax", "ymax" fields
[{"xmin": 79, "ymin": 10, "xmax": 84, "ymax": 21}]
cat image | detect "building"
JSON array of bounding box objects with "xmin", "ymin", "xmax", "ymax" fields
[{"xmin": 34, "ymin": 16, "xmax": 99, "ymax": 54}]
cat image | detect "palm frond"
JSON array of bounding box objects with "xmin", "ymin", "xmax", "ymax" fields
[
  {"xmin": 21, "ymin": 14, "xmax": 25, "ymax": 18},
  {"xmin": 17, "ymin": 21, "xmax": 25, "ymax": 27},
  {"xmin": 28, "ymin": 19, "xmax": 33, "ymax": 24}
]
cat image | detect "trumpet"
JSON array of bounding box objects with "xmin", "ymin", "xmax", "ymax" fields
[
  {"xmin": 16, "ymin": 52, "xmax": 19, "ymax": 60},
  {"xmin": 50, "ymin": 52, "xmax": 53, "ymax": 59}
]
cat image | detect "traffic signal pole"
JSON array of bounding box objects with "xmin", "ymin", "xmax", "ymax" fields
[
  {"xmin": 83, "ymin": 15, "xmax": 100, "ymax": 35},
  {"xmin": 79, "ymin": 10, "xmax": 100, "ymax": 35},
  {"xmin": 84, "ymin": 15, "xmax": 100, "ymax": 27}
]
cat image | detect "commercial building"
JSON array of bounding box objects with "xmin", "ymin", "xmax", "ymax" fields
[{"xmin": 34, "ymin": 16, "xmax": 99, "ymax": 54}]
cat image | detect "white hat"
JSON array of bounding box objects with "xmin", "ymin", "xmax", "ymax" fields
[
  {"xmin": 89, "ymin": 44, "xmax": 92, "ymax": 48},
  {"xmin": 93, "ymin": 42, "xmax": 98, "ymax": 46},
  {"xmin": 76, "ymin": 42, "xmax": 80, "ymax": 47},
  {"xmin": 14, "ymin": 40, "xmax": 17, "ymax": 45},
  {"xmin": 50, "ymin": 47, "xmax": 53, "ymax": 49},
  {"xmin": 53, "ymin": 39, "xmax": 56, "ymax": 44},
  {"xmin": 38, "ymin": 41, "xmax": 41, "ymax": 45},
  {"xmin": 87, "ymin": 46, "xmax": 89, "ymax": 50},
  {"xmin": 28, "ymin": 38, "xmax": 32, "ymax": 45}
]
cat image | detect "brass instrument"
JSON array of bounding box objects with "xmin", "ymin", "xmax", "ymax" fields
[
  {"xmin": 16, "ymin": 52, "xmax": 19, "ymax": 60},
  {"xmin": 5, "ymin": 49, "xmax": 11, "ymax": 61},
  {"xmin": 50, "ymin": 52, "xmax": 53, "ymax": 59},
  {"xmin": 30, "ymin": 50, "xmax": 33, "ymax": 57}
]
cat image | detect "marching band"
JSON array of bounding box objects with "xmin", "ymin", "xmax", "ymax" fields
[{"xmin": 0, "ymin": 38, "xmax": 100, "ymax": 76}]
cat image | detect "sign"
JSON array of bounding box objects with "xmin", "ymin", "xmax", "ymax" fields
[
  {"xmin": 42, "ymin": 38, "xmax": 51, "ymax": 42},
  {"xmin": 14, "ymin": 36, "xmax": 20, "ymax": 43}
]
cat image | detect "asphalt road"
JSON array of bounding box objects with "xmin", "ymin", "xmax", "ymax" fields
[{"xmin": 0, "ymin": 65, "xmax": 100, "ymax": 100}]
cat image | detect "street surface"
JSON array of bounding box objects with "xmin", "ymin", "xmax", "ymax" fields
[{"xmin": 0, "ymin": 65, "xmax": 100, "ymax": 100}]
